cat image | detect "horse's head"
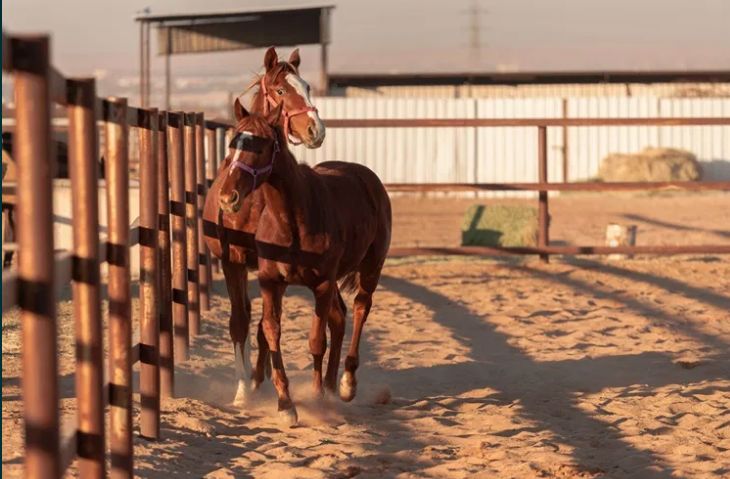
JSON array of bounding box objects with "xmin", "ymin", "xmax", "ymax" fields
[
  {"xmin": 257, "ymin": 47, "xmax": 325, "ymax": 149},
  {"xmin": 218, "ymin": 99, "xmax": 282, "ymax": 213}
]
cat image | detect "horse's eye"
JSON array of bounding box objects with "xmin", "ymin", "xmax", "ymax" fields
[{"xmin": 277, "ymin": 88, "xmax": 285, "ymax": 95}]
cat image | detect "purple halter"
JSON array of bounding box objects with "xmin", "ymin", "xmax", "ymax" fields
[{"xmin": 228, "ymin": 130, "xmax": 280, "ymax": 193}]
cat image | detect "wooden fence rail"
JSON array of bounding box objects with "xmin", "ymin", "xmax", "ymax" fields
[{"xmin": 2, "ymin": 32, "xmax": 225, "ymax": 478}]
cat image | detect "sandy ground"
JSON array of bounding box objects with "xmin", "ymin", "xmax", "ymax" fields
[
  {"xmin": 389, "ymin": 193, "xmax": 730, "ymax": 248},
  {"xmin": 3, "ymin": 193, "xmax": 730, "ymax": 478}
]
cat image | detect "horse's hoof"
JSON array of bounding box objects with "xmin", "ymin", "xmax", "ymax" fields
[
  {"xmin": 278, "ymin": 407, "xmax": 299, "ymax": 427},
  {"xmin": 324, "ymin": 381, "xmax": 337, "ymax": 396},
  {"xmin": 233, "ymin": 379, "xmax": 248, "ymax": 406},
  {"xmin": 339, "ymin": 372, "xmax": 357, "ymax": 402}
]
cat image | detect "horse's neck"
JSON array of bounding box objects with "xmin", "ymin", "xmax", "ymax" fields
[
  {"xmin": 268, "ymin": 149, "xmax": 304, "ymax": 205},
  {"xmin": 262, "ymin": 149, "xmax": 309, "ymax": 230}
]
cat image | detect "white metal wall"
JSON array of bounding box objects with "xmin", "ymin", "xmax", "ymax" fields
[
  {"xmin": 291, "ymin": 96, "xmax": 730, "ymax": 196},
  {"xmin": 342, "ymin": 83, "xmax": 730, "ymax": 99}
]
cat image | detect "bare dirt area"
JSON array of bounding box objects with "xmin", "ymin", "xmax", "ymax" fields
[
  {"xmin": 390, "ymin": 193, "xmax": 730, "ymax": 248},
  {"xmin": 3, "ymin": 193, "xmax": 730, "ymax": 478}
]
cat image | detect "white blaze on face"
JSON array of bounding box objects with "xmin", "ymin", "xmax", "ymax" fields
[
  {"xmin": 228, "ymin": 131, "xmax": 253, "ymax": 175},
  {"xmin": 285, "ymin": 73, "xmax": 325, "ymax": 144}
]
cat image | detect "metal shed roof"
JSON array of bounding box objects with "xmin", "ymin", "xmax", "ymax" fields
[{"xmin": 136, "ymin": 4, "xmax": 334, "ymax": 55}]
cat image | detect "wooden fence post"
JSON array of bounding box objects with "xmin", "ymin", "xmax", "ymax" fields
[
  {"xmin": 68, "ymin": 77, "xmax": 105, "ymax": 478},
  {"xmin": 168, "ymin": 112, "xmax": 189, "ymax": 363},
  {"xmin": 13, "ymin": 34, "xmax": 60, "ymax": 479},
  {"xmin": 157, "ymin": 112, "xmax": 174, "ymax": 397},
  {"xmin": 103, "ymin": 96, "xmax": 133, "ymax": 478},
  {"xmin": 138, "ymin": 107, "xmax": 160, "ymax": 439},
  {"xmin": 183, "ymin": 112, "xmax": 200, "ymax": 338},
  {"xmin": 195, "ymin": 113, "xmax": 210, "ymax": 311},
  {"xmin": 537, "ymin": 125, "xmax": 549, "ymax": 263},
  {"xmin": 205, "ymin": 126, "xmax": 219, "ymax": 274}
]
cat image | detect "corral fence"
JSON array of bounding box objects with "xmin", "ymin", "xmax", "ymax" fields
[
  {"xmin": 1, "ymin": 33, "xmax": 231, "ymax": 478},
  {"xmin": 322, "ymin": 118, "xmax": 730, "ymax": 261},
  {"xmin": 3, "ymin": 32, "xmax": 730, "ymax": 479}
]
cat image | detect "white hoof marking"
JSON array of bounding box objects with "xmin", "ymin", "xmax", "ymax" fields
[
  {"xmin": 339, "ymin": 372, "xmax": 356, "ymax": 402},
  {"xmin": 279, "ymin": 407, "xmax": 299, "ymax": 427}
]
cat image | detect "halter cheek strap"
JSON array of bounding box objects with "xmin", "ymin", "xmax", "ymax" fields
[{"xmin": 260, "ymin": 76, "xmax": 317, "ymax": 146}]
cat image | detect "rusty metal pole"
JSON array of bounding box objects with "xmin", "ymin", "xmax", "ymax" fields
[
  {"xmin": 138, "ymin": 108, "xmax": 160, "ymax": 439},
  {"xmin": 12, "ymin": 35, "xmax": 60, "ymax": 479},
  {"xmin": 157, "ymin": 112, "xmax": 174, "ymax": 398},
  {"xmin": 103, "ymin": 97, "xmax": 133, "ymax": 478},
  {"xmin": 68, "ymin": 78, "xmax": 105, "ymax": 478},
  {"xmin": 205, "ymin": 126, "xmax": 220, "ymax": 274},
  {"xmin": 195, "ymin": 114, "xmax": 210, "ymax": 312},
  {"xmin": 168, "ymin": 112, "xmax": 189, "ymax": 363},
  {"xmin": 537, "ymin": 126, "xmax": 549, "ymax": 263},
  {"xmin": 184, "ymin": 112, "xmax": 200, "ymax": 338}
]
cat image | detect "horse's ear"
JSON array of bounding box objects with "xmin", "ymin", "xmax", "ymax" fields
[
  {"xmin": 288, "ymin": 48, "xmax": 301, "ymax": 70},
  {"xmin": 233, "ymin": 98, "xmax": 249, "ymax": 121},
  {"xmin": 264, "ymin": 47, "xmax": 278, "ymax": 72},
  {"xmin": 266, "ymin": 101, "xmax": 284, "ymax": 125}
]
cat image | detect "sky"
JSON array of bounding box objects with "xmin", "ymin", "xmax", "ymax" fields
[{"xmin": 3, "ymin": 0, "xmax": 729, "ymax": 85}]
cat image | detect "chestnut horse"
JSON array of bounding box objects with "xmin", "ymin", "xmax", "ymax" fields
[
  {"xmin": 213, "ymin": 103, "xmax": 391, "ymax": 425},
  {"xmin": 203, "ymin": 48, "xmax": 325, "ymax": 408}
]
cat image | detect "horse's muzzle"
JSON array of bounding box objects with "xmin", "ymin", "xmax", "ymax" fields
[{"xmin": 219, "ymin": 190, "xmax": 241, "ymax": 213}]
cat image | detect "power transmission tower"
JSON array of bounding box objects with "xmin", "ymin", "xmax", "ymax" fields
[{"xmin": 464, "ymin": 0, "xmax": 488, "ymax": 64}]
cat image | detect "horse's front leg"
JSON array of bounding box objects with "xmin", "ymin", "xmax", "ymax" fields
[
  {"xmin": 309, "ymin": 281, "xmax": 336, "ymax": 396},
  {"xmin": 259, "ymin": 278, "xmax": 297, "ymax": 426},
  {"xmin": 222, "ymin": 260, "xmax": 252, "ymax": 406}
]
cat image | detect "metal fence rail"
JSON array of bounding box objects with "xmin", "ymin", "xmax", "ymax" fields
[{"xmin": 368, "ymin": 120, "xmax": 729, "ymax": 261}]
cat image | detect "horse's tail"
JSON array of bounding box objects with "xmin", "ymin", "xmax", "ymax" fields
[{"xmin": 339, "ymin": 271, "xmax": 360, "ymax": 295}]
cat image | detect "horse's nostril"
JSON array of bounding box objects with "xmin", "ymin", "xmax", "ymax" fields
[
  {"xmin": 308, "ymin": 124, "xmax": 316, "ymax": 137},
  {"xmin": 220, "ymin": 190, "xmax": 240, "ymax": 208}
]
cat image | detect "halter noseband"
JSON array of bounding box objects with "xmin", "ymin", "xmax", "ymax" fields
[
  {"xmin": 228, "ymin": 131, "xmax": 280, "ymax": 194},
  {"xmin": 260, "ymin": 75, "xmax": 317, "ymax": 146}
]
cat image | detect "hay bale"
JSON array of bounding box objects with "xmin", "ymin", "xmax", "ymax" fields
[
  {"xmin": 461, "ymin": 204, "xmax": 538, "ymax": 247},
  {"xmin": 598, "ymin": 147, "xmax": 702, "ymax": 182}
]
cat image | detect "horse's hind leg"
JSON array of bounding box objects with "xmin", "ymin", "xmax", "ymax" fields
[
  {"xmin": 324, "ymin": 287, "xmax": 346, "ymax": 394},
  {"xmin": 222, "ymin": 260, "xmax": 252, "ymax": 406},
  {"xmin": 252, "ymin": 319, "xmax": 272, "ymax": 389},
  {"xmin": 340, "ymin": 262, "xmax": 384, "ymax": 402}
]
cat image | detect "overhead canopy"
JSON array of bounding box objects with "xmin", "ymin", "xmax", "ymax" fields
[
  {"xmin": 135, "ymin": 5, "xmax": 333, "ymax": 56},
  {"xmin": 134, "ymin": 5, "xmax": 335, "ymax": 106}
]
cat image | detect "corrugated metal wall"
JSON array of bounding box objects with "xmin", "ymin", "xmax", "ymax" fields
[
  {"xmin": 291, "ymin": 96, "xmax": 730, "ymax": 197},
  {"xmin": 343, "ymin": 83, "xmax": 730, "ymax": 99}
]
